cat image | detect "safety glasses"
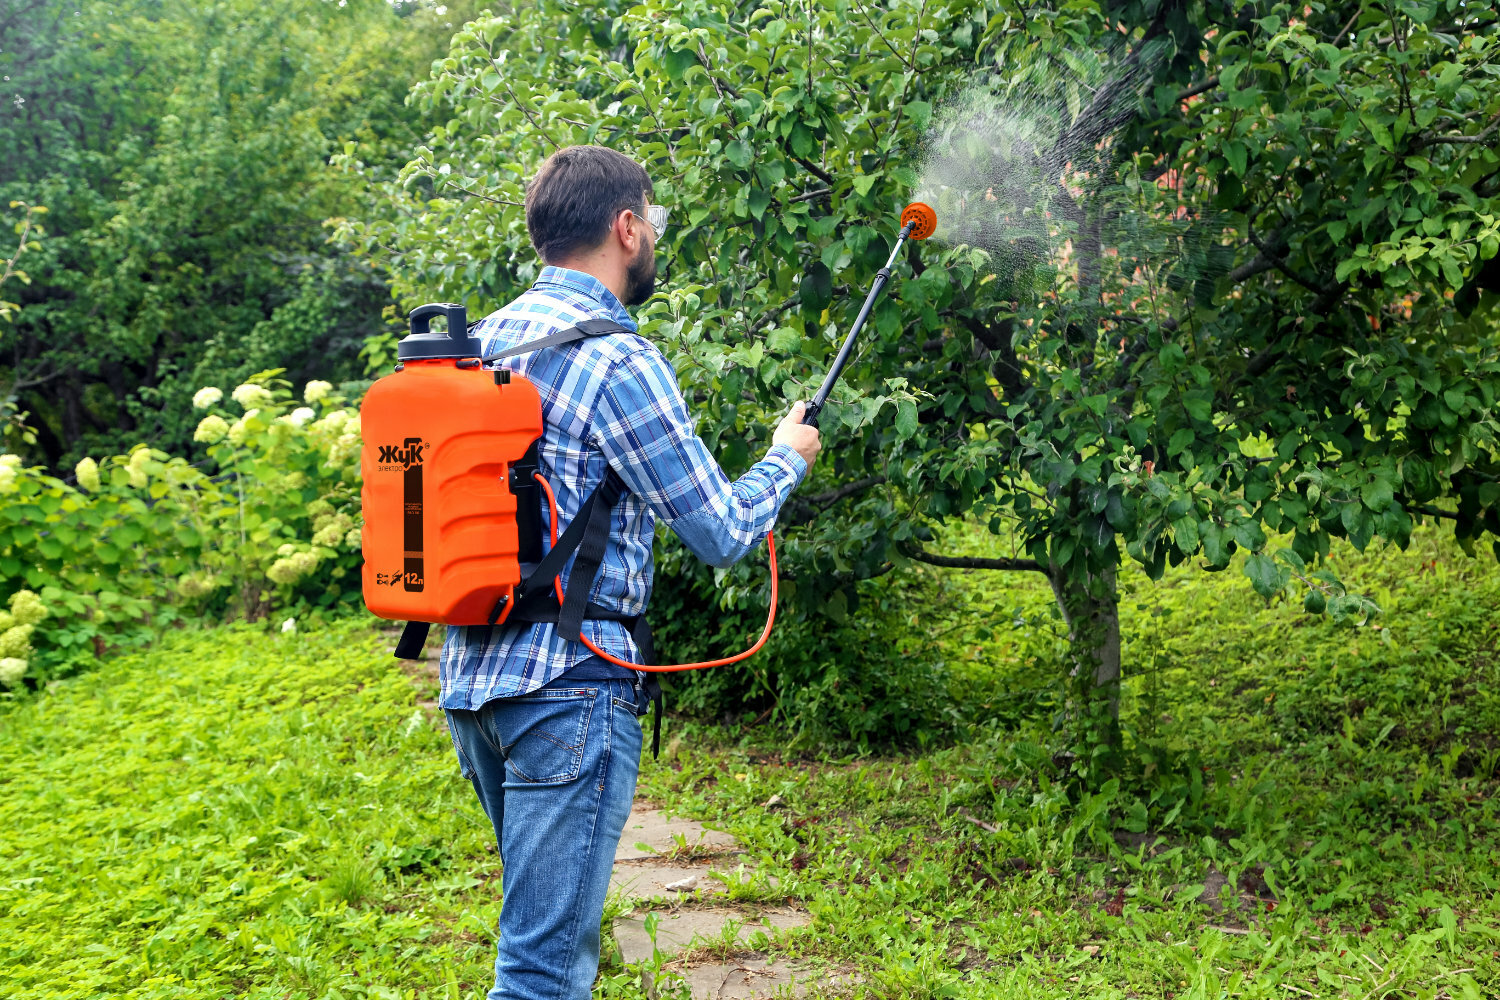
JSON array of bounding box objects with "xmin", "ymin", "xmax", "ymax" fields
[{"xmin": 643, "ymin": 204, "xmax": 669, "ymax": 239}]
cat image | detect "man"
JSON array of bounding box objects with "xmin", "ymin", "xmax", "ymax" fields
[{"xmin": 439, "ymin": 145, "xmax": 820, "ymax": 999}]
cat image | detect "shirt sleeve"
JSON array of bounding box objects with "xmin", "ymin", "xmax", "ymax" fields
[{"xmin": 591, "ymin": 345, "xmax": 808, "ymax": 569}]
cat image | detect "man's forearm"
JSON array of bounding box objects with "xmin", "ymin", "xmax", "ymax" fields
[{"xmin": 666, "ymin": 444, "xmax": 806, "ymax": 568}]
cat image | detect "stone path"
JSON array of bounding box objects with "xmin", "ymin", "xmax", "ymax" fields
[{"xmin": 610, "ymin": 806, "xmax": 846, "ymax": 998}]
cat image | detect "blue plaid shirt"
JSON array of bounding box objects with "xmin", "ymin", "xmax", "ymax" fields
[{"xmin": 439, "ymin": 267, "xmax": 809, "ymax": 710}]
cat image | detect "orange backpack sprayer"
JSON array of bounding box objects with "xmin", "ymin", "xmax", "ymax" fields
[{"xmin": 361, "ymin": 204, "xmax": 937, "ymax": 678}]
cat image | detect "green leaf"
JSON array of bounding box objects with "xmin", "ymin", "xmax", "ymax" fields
[
  {"xmin": 1244, "ymin": 552, "xmax": 1282, "ymax": 598},
  {"xmin": 895, "ymin": 399, "xmax": 918, "ymax": 439},
  {"xmin": 1183, "ymin": 395, "xmax": 1213, "ymax": 423},
  {"xmin": 765, "ymin": 327, "xmax": 802, "ymax": 354},
  {"xmin": 1360, "ymin": 112, "xmax": 1394, "ymax": 152},
  {"xmin": 799, "ymin": 262, "xmax": 833, "ymax": 310},
  {"xmin": 1361, "ymin": 477, "xmax": 1394, "ymax": 513},
  {"xmin": 748, "ymin": 187, "xmax": 771, "ymax": 219},
  {"xmin": 1172, "ymin": 516, "xmax": 1200, "ymax": 556},
  {"xmin": 1224, "ymin": 141, "xmax": 1247, "ymax": 177},
  {"xmin": 725, "ymin": 139, "xmax": 753, "ymax": 169}
]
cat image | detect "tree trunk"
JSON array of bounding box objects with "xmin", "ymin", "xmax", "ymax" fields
[{"xmin": 1048, "ymin": 564, "xmax": 1123, "ymax": 757}]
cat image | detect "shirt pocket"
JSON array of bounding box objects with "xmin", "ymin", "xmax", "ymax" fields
[{"xmin": 500, "ymin": 688, "xmax": 596, "ymax": 784}]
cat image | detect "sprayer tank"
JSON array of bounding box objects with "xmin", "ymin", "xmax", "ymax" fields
[{"xmin": 360, "ymin": 359, "xmax": 544, "ymax": 625}]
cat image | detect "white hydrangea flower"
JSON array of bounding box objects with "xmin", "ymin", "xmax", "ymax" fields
[
  {"xmin": 0, "ymin": 623, "xmax": 34, "ymax": 659},
  {"xmin": 74, "ymin": 456, "xmax": 101, "ymax": 492},
  {"xmin": 266, "ymin": 550, "xmax": 319, "ymax": 585},
  {"xmin": 311, "ymin": 512, "xmax": 354, "ymax": 547},
  {"xmin": 327, "ymin": 432, "xmax": 360, "ymax": 469},
  {"xmin": 0, "ymin": 466, "xmax": 15, "ymax": 492},
  {"xmin": 303, "ymin": 380, "xmax": 332, "ymax": 403},
  {"xmin": 8, "ymin": 591, "xmax": 47, "ymax": 627},
  {"xmin": 0, "ymin": 657, "xmax": 26, "ymax": 687},
  {"xmin": 125, "ymin": 447, "xmax": 151, "ymax": 489},
  {"xmin": 227, "ymin": 410, "xmax": 259, "ymax": 446},
  {"xmin": 231, "ymin": 383, "xmax": 274, "ymax": 409},
  {"xmin": 175, "ymin": 573, "xmax": 219, "ymax": 599},
  {"xmin": 192, "ymin": 386, "xmax": 224, "ymax": 410},
  {"xmin": 285, "ymin": 406, "xmax": 316, "ymax": 427},
  {"xmin": 281, "ymin": 617, "xmax": 297, "ymax": 634},
  {"xmin": 0, "ymin": 454, "xmax": 21, "ymax": 470},
  {"xmin": 193, "ymin": 414, "xmax": 230, "ymax": 444}
]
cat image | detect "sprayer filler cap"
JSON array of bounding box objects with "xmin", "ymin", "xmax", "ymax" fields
[{"xmin": 398, "ymin": 303, "xmax": 485, "ymax": 361}]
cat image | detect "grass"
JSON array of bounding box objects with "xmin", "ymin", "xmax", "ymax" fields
[{"xmin": 1, "ymin": 525, "xmax": 1497, "ymax": 997}]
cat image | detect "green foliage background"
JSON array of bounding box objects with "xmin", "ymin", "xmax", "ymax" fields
[{"xmin": 0, "ymin": 0, "xmax": 479, "ymax": 468}]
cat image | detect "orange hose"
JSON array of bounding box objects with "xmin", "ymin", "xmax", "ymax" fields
[{"xmin": 533, "ymin": 473, "xmax": 777, "ymax": 673}]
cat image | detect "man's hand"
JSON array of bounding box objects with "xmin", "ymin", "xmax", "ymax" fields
[{"xmin": 773, "ymin": 402, "xmax": 822, "ymax": 469}]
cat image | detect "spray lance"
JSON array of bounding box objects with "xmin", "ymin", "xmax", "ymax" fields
[{"xmin": 801, "ymin": 201, "xmax": 938, "ymax": 427}]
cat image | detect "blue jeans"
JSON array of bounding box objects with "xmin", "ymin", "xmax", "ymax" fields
[{"xmin": 445, "ymin": 669, "xmax": 646, "ymax": 1000}]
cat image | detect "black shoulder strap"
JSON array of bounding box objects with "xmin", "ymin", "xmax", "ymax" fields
[
  {"xmin": 482, "ymin": 318, "xmax": 631, "ymax": 364},
  {"xmin": 394, "ymin": 621, "xmax": 430, "ymax": 660},
  {"xmin": 509, "ymin": 469, "xmax": 627, "ymax": 636}
]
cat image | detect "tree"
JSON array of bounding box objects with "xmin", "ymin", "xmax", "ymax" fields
[
  {"xmin": 0, "ymin": 0, "xmax": 479, "ymax": 470},
  {"xmin": 342, "ymin": 0, "xmax": 1500, "ymax": 763}
]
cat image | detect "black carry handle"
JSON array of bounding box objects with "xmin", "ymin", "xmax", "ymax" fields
[{"xmin": 408, "ymin": 302, "xmax": 468, "ymax": 337}]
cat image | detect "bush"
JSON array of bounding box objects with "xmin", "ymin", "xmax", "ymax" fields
[
  {"xmin": 0, "ymin": 372, "xmax": 366, "ymax": 685},
  {"xmin": 652, "ymin": 542, "xmax": 964, "ymax": 749}
]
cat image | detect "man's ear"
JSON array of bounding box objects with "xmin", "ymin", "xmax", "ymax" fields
[{"xmin": 612, "ymin": 209, "xmax": 640, "ymax": 254}]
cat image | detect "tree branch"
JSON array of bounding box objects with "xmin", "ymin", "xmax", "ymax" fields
[
  {"xmin": 1176, "ymin": 75, "xmax": 1219, "ymax": 102},
  {"xmin": 848, "ymin": 0, "xmax": 913, "ymax": 70},
  {"xmin": 789, "ymin": 153, "xmax": 835, "ymax": 186},
  {"xmin": 1414, "ymin": 111, "xmax": 1500, "ymax": 150},
  {"xmin": 1247, "ymin": 223, "xmax": 1327, "ymax": 295},
  {"xmin": 1411, "ymin": 504, "xmax": 1458, "ymax": 521},
  {"xmin": 902, "ymin": 544, "xmax": 1047, "ymax": 574},
  {"xmin": 961, "ymin": 314, "xmax": 1028, "ymax": 400},
  {"xmin": 780, "ymin": 475, "xmax": 888, "ymax": 526},
  {"xmin": 788, "ymin": 187, "xmax": 831, "ymax": 204},
  {"xmin": 502, "ymin": 83, "xmax": 562, "ymax": 152},
  {"xmin": 807, "ymin": 475, "xmax": 887, "ymax": 507}
]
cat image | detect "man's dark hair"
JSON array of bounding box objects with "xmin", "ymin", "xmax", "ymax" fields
[{"xmin": 525, "ymin": 146, "xmax": 652, "ymax": 263}]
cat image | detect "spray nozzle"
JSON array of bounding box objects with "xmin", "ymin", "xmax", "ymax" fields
[{"xmin": 900, "ymin": 202, "xmax": 937, "ymax": 240}]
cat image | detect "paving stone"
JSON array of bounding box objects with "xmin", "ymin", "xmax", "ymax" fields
[
  {"xmin": 610, "ymin": 861, "xmax": 752, "ymax": 901},
  {"xmin": 617, "ymin": 807, "xmax": 739, "ymax": 861},
  {"xmin": 651, "ymin": 958, "xmax": 857, "ymax": 999},
  {"xmin": 614, "ymin": 909, "xmax": 810, "ymax": 965}
]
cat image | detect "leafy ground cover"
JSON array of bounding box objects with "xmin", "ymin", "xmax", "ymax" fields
[{"xmin": 1, "ymin": 526, "xmax": 1496, "ymax": 998}]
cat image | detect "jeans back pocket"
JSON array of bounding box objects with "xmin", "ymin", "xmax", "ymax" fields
[{"xmin": 497, "ymin": 688, "xmax": 596, "ymax": 784}]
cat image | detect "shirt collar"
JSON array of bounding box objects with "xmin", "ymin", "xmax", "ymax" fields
[{"xmin": 533, "ymin": 266, "xmax": 638, "ymax": 332}]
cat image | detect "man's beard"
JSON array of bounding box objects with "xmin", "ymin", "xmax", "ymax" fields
[{"xmin": 622, "ymin": 240, "xmax": 657, "ymax": 306}]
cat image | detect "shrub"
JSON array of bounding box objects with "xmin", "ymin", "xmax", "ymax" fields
[{"xmin": 0, "ymin": 371, "xmax": 367, "ymax": 685}]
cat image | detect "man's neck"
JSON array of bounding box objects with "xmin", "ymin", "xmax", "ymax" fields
[{"xmin": 548, "ymin": 256, "xmax": 626, "ymax": 305}]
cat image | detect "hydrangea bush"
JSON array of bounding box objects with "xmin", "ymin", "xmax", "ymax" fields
[
  {"xmin": 0, "ymin": 371, "xmax": 366, "ymax": 686},
  {"xmin": 0, "ymin": 590, "xmax": 49, "ymax": 688}
]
